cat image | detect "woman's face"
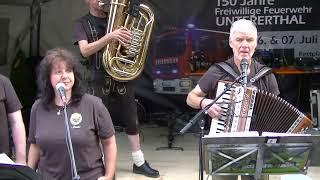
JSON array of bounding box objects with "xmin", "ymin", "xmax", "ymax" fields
[{"xmin": 50, "ymin": 60, "xmax": 75, "ymax": 94}]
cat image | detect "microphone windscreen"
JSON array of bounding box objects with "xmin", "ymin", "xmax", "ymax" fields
[
  {"xmin": 55, "ymin": 82, "xmax": 65, "ymax": 90},
  {"xmin": 240, "ymin": 59, "xmax": 249, "ymax": 65}
]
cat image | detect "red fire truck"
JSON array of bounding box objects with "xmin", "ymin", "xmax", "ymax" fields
[{"xmin": 152, "ymin": 27, "xmax": 232, "ymax": 94}]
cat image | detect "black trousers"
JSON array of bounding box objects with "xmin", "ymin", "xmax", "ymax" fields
[{"xmin": 90, "ymin": 75, "xmax": 139, "ymax": 135}]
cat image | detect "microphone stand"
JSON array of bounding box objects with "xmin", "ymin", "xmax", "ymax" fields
[
  {"xmin": 180, "ymin": 75, "xmax": 243, "ymax": 180},
  {"xmin": 63, "ymin": 103, "xmax": 80, "ymax": 180}
]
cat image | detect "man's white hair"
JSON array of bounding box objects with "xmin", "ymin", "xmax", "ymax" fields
[{"xmin": 229, "ymin": 19, "xmax": 257, "ymax": 39}]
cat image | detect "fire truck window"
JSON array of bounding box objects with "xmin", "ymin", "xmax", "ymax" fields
[{"xmin": 155, "ymin": 36, "xmax": 186, "ymax": 58}]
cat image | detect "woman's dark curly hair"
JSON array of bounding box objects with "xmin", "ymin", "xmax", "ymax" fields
[{"xmin": 37, "ymin": 48, "xmax": 85, "ymax": 109}]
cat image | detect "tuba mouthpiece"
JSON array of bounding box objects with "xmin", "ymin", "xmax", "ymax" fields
[{"xmin": 98, "ymin": 2, "xmax": 105, "ymax": 7}]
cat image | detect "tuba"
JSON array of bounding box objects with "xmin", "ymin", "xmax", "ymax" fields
[{"xmin": 101, "ymin": 0, "xmax": 154, "ymax": 81}]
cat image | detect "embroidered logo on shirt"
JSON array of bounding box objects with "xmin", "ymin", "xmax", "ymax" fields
[{"xmin": 70, "ymin": 113, "xmax": 82, "ymax": 128}]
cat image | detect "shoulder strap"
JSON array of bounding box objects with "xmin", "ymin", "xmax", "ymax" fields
[
  {"xmin": 215, "ymin": 62, "xmax": 238, "ymax": 80},
  {"xmin": 78, "ymin": 15, "xmax": 101, "ymax": 80},
  {"xmin": 216, "ymin": 62, "xmax": 272, "ymax": 83},
  {"xmin": 79, "ymin": 15, "xmax": 95, "ymax": 43},
  {"xmin": 250, "ymin": 66, "xmax": 272, "ymax": 83}
]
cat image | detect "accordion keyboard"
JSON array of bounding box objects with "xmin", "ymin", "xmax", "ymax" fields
[
  {"xmin": 208, "ymin": 81, "xmax": 312, "ymax": 135},
  {"xmin": 208, "ymin": 81, "xmax": 235, "ymax": 135}
]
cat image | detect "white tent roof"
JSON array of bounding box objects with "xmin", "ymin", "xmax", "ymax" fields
[
  {"xmin": 0, "ymin": 0, "xmax": 33, "ymax": 6},
  {"xmin": 0, "ymin": 0, "xmax": 52, "ymax": 6}
]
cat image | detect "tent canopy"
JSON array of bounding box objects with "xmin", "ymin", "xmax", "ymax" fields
[
  {"xmin": 0, "ymin": 0, "xmax": 52, "ymax": 6},
  {"xmin": 0, "ymin": 0, "xmax": 33, "ymax": 6}
]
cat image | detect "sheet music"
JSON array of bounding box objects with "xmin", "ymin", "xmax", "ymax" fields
[
  {"xmin": 0, "ymin": 153, "xmax": 15, "ymax": 164},
  {"xmin": 205, "ymin": 131, "xmax": 259, "ymax": 138},
  {"xmin": 261, "ymin": 132, "xmax": 311, "ymax": 136}
]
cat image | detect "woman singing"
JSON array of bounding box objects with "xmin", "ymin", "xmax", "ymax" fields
[{"xmin": 27, "ymin": 48, "xmax": 116, "ymax": 180}]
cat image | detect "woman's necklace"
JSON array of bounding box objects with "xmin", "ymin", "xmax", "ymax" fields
[
  {"xmin": 55, "ymin": 96, "xmax": 72, "ymax": 115},
  {"xmin": 57, "ymin": 106, "xmax": 63, "ymax": 115}
]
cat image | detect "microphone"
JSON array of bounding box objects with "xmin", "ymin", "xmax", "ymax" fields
[
  {"xmin": 55, "ymin": 82, "xmax": 67, "ymax": 104},
  {"xmin": 240, "ymin": 59, "xmax": 249, "ymax": 87}
]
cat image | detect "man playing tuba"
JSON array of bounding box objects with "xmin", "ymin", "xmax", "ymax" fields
[{"xmin": 72, "ymin": 0, "xmax": 160, "ymax": 178}]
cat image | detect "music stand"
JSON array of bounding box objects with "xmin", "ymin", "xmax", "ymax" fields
[
  {"xmin": 203, "ymin": 134, "xmax": 320, "ymax": 180},
  {"xmin": 0, "ymin": 163, "xmax": 43, "ymax": 180}
]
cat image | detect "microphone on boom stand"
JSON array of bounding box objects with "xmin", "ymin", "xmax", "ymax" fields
[
  {"xmin": 180, "ymin": 74, "xmax": 244, "ymax": 180},
  {"xmin": 240, "ymin": 59, "xmax": 249, "ymax": 87},
  {"xmin": 55, "ymin": 82, "xmax": 80, "ymax": 180}
]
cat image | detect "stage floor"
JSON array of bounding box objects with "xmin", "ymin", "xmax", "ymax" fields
[{"xmin": 115, "ymin": 126, "xmax": 320, "ymax": 180}]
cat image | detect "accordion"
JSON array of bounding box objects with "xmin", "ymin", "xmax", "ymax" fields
[{"xmin": 209, "ymin": 81, "xmax": 312, "ymax": 134}]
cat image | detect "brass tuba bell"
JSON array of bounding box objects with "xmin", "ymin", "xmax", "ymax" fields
[{"xmin": 101, "ymin": 0, "xmax": 154, "ymax": 81}]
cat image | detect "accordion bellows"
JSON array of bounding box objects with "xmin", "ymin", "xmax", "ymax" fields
[
  {"xmin": 250, "ymin": 90, "xmax": 311, "ymax": 133},
  {"xmin": 209, "ymin": 81, "xmax": 312, "ymax": 134}
]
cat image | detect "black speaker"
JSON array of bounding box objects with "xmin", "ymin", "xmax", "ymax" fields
[{"xmin": 310, "ymin": 89, "xmax": 320, "ymax": 128}]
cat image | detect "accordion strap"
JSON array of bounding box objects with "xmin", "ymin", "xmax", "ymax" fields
[
  {"xmin": 216, "ymin": 62, "xmax": 238, "ymax": 79},
  {"xmin": 250, "ymin": 67, "xmax": 272, "ymax": 83},
  {"xmin": 216, "ymin": 62, "xmax": 271, "ymax": 83}
]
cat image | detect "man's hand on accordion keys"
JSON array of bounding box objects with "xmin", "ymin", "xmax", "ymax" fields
[
  {"xmin": 207, "ymin": 104, "xmax": 223, "ymax": 119},
  {"xmin": 201, "ymin": 98, "xmax": 222, "ymax": 119}
]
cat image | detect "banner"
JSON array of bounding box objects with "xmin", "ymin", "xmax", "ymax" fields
[
  {"xmin": 202, "ymin": 0, "xmax": 320, "ymax": 31},
  {"xmin": 197, "ymin": 0, "xmax": 320, "ymax": 59}
]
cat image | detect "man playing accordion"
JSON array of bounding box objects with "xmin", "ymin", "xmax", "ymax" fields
[{"xmin": 186, "ymin": 19, "xmax": 279, "ymax": 180}]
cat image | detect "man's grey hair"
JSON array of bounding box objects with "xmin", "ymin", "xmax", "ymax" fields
[{"xmin": 229, "ymin": 19, "xmax": 257, "ymax": 39}]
